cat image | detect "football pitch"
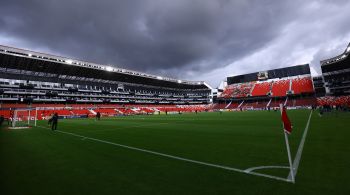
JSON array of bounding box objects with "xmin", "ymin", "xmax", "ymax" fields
[{"xmin": 1, "ymin": 110, "xmax": 349, "ymax": 194}]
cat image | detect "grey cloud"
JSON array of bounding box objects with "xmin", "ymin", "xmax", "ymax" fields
[{"xmin": 0, "ymin": 0, "xmax": 350, "ymax": 87}]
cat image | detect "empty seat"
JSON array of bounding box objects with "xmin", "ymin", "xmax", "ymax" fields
[{"xmin": 271, "ymin": 80, "xmax": 290, "ymax": 97}]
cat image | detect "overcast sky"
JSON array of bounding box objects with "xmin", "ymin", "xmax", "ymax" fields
[{"xmin": 1, "ymin": 0, "xmax": 350, "ymax": 87}]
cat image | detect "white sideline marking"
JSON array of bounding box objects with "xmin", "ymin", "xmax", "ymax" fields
[
  {"xmin": 37, "ymin": 125, "xmax": 292, "ymax": 183},
  {"xmin": 85, "ymin": 123, "xmax": 170, "ymax": 133},
  {"xmin": 244, "ymin": 165, "xmax": 290, "ymax": 173},
  {"xmin": 288, "ymin": 110, "xmax": 313, "ymax": 181}
]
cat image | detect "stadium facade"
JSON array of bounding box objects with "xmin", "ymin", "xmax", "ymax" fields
[
  {"xmin": 317, "ymin": 42, "xmax": 350, "ymax": 106},
  {"xmin": 1, "ymin": 42, "xmax": 350, "ymax": 118},
  {"xmin": 320, "ymin": 42, "xmax": 350, "ymax": 96},
  {"xmin": 0, "ymin": 45, "xmax": 211, "ymax": 105}
]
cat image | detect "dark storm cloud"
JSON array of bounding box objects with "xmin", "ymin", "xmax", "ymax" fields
[{"xmin": 1, "ymin": 0, "xmax": 350, "ymax": 86}]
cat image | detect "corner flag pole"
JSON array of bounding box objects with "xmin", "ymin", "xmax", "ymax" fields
[{"xmin": 280, "ymin": 104, "xmax": 295, "ymax": 183}]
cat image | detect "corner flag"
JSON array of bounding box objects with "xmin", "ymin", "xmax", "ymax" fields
[
  {"xmin": 281, "ymin": 106, "xmax": 292, "ymax": 134},
  {"xmin": 280, "ymin": 104, "xmax": 295, "ymax": 183}
]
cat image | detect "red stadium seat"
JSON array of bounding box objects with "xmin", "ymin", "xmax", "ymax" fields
[
  {"xmin": 251, "ymin": 82, "xmax": 271, "ymax": 96},
  {"xmin": 271, "ymin": 80, "xmax": 290, "ymax": 97},
  {"xmin": 317, "ymin": 96, "xmax": 350, "ymax": 106},
  {"xmin": 71, "ymin": 109, "xmax": 92, "ymax": 116},
  {"xmin": 291, "ymin": 77, "xmax": 314, "ymax": 94}
]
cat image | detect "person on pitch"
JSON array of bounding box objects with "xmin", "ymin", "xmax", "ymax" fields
[
  {"xmin": 0, "ymin": 115, "xmax": 4, "ymax": 126},
  {"xmin": 48, "ymin": 113, "xmax": 53, "ymax": 126},
  {"xmin": 96, "ymin": 112, "xmax": 101, "ymax": 121},
  {"xmin": 51, "ymin": 113, "xmax": 58, "ymax": 131}
]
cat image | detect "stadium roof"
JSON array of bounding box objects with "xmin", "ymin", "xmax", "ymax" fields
[
  {"xmin": 0, "ymin": 45, "xmax": 211, "ymax": 90},
  {"xmin": 226, "ymin": 64, "xmax": 311, "ymax": 85},
  {"xmin": 320, "ymin": 42, "xmax": 350, "ymax": 66}
]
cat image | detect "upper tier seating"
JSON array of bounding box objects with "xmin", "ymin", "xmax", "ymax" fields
[
  {"xmin": 220, "ymin": 83, "xmax": 254, "ymax": 99},
  {"xmin": 232, "ymin": 82, "xmax": 254, "ymax": 98},
  {"xmin": 292, "ymin": 77, "xmax": 314, "ymax": 94},
  {"xmin": 220, "ymin": 85, "xmax": 234, "ymax": 98},
  {"xmin": 251, "ymin": 82, "xmax": 271, "ymax": 96},
  {"xmin": 271, "ymin": 80, "xmax": 290, "ymax": 97}
]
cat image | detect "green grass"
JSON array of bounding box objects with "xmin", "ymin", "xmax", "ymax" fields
[{"xmin": 1, "ymin": 110, "xmax": 350, "ymax": 194}]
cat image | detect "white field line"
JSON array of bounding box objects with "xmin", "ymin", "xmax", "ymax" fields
[
  {"xmin": 244, "ymin": 165, "xmax": 290, "ymax": 173},
  {"xmin": 60, "ymin": 120, "xmax": 169, "ymax": 132},
  {"xmin": 288, "ymin": 110, "xmax": 313, "ymax": 181},
  {"xmin": 83, "ymin": 123, "xmax": 170, "ymax": 133},
  {"xmin": 37, "ymin": 125, "xmax": 292, "ymax": 183}
]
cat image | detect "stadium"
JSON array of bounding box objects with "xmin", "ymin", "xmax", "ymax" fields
[
  {"xmin": 1, "ymin": 1, "xmax": 350, "ymax": 194},
  {"xmin": 1, "ymin": 42, "xmax": 349, "ymax": 194}
]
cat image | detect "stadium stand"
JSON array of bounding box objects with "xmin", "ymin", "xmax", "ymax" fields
[
  {"xmin": 0, "ymin": 45, "xmax": 211, "ymax": 112},
  {"xmin": 286, "ymin": 97, "xmax": 317, "ymax": 107},
  {"xmin": 251, "ymin": 82, "xmax": 271, "ymax": 96},
  {"xmin": 317, "ymin": 96, "xmax": 350, "ymax": 106},
  {"xmin": 2, "ymin": 43, "xmax": 349, "ymax": 113},
  {"xmin": 71, "ymin": 109, "xmax": 92, "ymax": 116},
  {"xmin": 321, "ymin": 42, "xmax": 350, "ymax": 96},
  {"xmin": 225, "ymin": 101, "xmax": 241, "ymax": 109},
  {"xmin": 217, "ymin": 64, "xmax": 318, "ymax": 109},
  {"xmin": 94, "ymin": 108, "xmax": 118, "ymax": 116},
  {"xmin": 220, "ymin": 85, "xmax": 234, "ymax": 98},
  {"xmin": 232, "ymin": 82, "xmax": 254, "ymax": 98},
  {"xmin": 271, "ymin": 79, "xmax": 290, "ymax": 97},
  {"xmin": 291, "ymin": 77, "xmax": 314, "ymax": 94},
  {"xmin": 312, "ymin": 76, "xmax": 326, "ymax": 97},
  {"xmin": 212, "ymin": 103, "xmax": 227, "ymax": 109},
  {"xmin": 268, "ymin": 99, "xmax": 286, "ymax": 108},
  {"xmin": 241, "ymin": 100, "xmax": 269, "ymax": 109}
]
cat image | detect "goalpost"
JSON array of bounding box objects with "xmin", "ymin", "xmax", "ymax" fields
[{"xmin": 10, "ymin": 108, "xmax": 38, "ymax": 129}]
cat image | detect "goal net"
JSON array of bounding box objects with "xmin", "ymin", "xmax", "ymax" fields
[{"xmin": 10, "ymin": 108, "xmax": 38, "ymax": 129}]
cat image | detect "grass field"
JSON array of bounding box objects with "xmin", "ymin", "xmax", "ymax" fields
[{"xmin": 1, "ymin": 110, "xmax": 350, "ymax": 194}]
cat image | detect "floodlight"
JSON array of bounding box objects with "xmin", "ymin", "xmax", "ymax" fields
[
  {"xmin": 106, "ymin": 66, "xmax": 113, "ymax": 72},
  {"xmin": 66, "ymin": 59, "xmax": 73, "ymax": 64}
]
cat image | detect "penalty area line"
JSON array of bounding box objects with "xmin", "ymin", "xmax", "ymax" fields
[{"xmin": 36, "ymin": 125, "xmax": 292, "ymax": 183}]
